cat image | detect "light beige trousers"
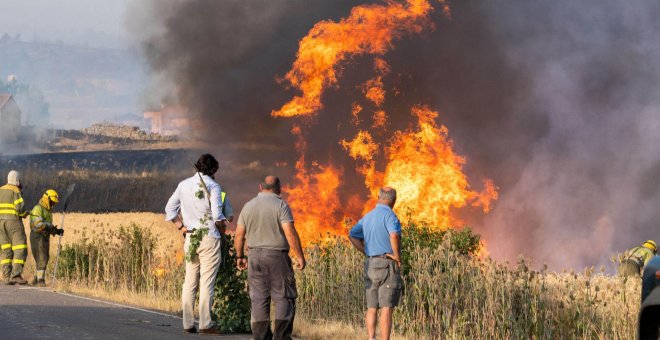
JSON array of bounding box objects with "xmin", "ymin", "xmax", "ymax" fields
[{"xmin": 182, "ymin": 234, "xmax": 222, "ymax": 330}]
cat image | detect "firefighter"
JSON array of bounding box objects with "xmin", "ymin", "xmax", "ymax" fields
[
  {"xmin": 0, "ymin": 170, "xmax": 29, "ymax": 285},
  {"xmin": 618, "ymin": 240, "xmax": 657, "ymax": 277},
  {"xmin": 30, "ymin": 189, "xmax": 63, "ymax": 286}
]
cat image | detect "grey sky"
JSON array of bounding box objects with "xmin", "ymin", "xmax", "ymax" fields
[{"xmin": 0, "ymin": 0, "xmax": 130, "ymax": 48}]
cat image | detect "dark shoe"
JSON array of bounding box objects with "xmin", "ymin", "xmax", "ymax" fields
[
  {"xmin": 36, "ymin": 279, "xmax": 46, "ymax": 287},
  {"xmin": 183, "ymin": 326, "xmax": 197, "ymax": 334},
  {"xmin": 199, "ymin": 327, "xmax": 220, "ymax": 335},
  {"xmin": 274, "ymin": 319, "xmax": 293, "ymax": 340},
  {"xmin": 3, "ymin": 277, "xmax": 14, "ymax": 285},
  {"xmin": 10, "ymin": 276, "xmax": 28, "ymax": 285},
  {"xmin": 252, "ymin": 321, "xmax": 273, "ymax": 340}
]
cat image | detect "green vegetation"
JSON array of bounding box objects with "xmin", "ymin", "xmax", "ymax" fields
[
  {"xmin": 297, "ymin": 224, "xmax": 637, "ymax": 339},
  {"xmin": 56, "ymin": 223, "xmax": 250, "ymax": 333},
  {"xmin": 213, "ymin": 234, "xmax": 251, "ymax": 333},
  {"xmin": 54, "ymin": 222, "xmax": 638, "ymax": 339}
]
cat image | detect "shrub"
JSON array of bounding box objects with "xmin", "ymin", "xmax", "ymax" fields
[
  {"xmin": 212, "ymin": 234, "xmax": 251, "ymax": 333},
  {"xmin": 56, "ymin": 223, "xmax": 251, "ymax": 333}
]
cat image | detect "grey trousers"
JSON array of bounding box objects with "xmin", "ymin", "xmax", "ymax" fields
[
  {"xmin": 30, "ymin": 232, "xmax": 50, "ymax": 271},
  {"xmin": 182, "ymin": 234, "xmax": 221, "ymax": 330},
  {"xmin": 618, "ymin": 259, "xmax": 641, "ymax": 277},
  {"xmin": 248, "ymin": 248, "xmax": 297, "ymax": 340}
]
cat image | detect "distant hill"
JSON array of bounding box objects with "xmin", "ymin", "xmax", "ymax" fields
[{"xmin": 0, "ymin": 35, "xmax": 147, "ymax": 129}]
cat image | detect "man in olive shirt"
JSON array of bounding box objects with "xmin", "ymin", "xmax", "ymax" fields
[{"xmin": 235, "ymin": 175, "xmax": 305, "ymax": 340}]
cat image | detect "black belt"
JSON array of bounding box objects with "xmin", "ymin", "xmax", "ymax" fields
[
  {"xmin": 368, "ymin": 254, "xmax": 391, "ymax": 259},
  {"xmin": 249, "ymin": 247, "xmax": 289, "ymax": 253}
]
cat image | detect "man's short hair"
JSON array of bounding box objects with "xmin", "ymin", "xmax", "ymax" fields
[
  {"xmin": 378, "ymin": 187, "xmax": 397, "ymax": 202},
  {"xmin": 261, "ymin": 176, "xmax": 281, "ymax": 192},
  {"xmin": 195, "ymin": 154, "xmax": 219, "ymax": 177}
]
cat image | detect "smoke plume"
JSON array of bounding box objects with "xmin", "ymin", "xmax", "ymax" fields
[{"xmin": 130, "ymin": 0, "xmax": 660, "ymax": 270}]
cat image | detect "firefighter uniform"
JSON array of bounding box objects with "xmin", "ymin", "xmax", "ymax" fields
[
  {"xmin": 0, "ymin": 171, "xmax": 29, "ymax": 285},
  {"xmin": 619, "ymin": 240, "xmax": 657, "ymax": 277},
  {"xmin": 30, "ymin": 190, "xmax": 61, "ymax": 285}
]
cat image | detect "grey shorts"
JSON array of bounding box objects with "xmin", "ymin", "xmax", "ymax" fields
[{"xmin": 364, "ymin": 257, "xmax": 403, "ymax": 308}]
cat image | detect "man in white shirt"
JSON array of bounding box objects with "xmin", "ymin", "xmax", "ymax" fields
[{"xmin": 165, "ymin": 153, "xmax": 228, "ymax": 334}]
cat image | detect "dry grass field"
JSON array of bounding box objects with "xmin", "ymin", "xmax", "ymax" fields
[
  {"xmin": 19, "ymin": 212, "xmax": 184, "ymax": 311},
  {"xmin": 15, "ymin": 212, "xmax": 642, "ymax": 339}
]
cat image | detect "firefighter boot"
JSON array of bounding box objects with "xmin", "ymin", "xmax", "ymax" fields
[
  {"xmin": 3, "ymin": 275, "xmax": 13, "ymax": 285},
  {"xmin": 10, "ymin": 275, "xmax": 28, "ymax": 285}
]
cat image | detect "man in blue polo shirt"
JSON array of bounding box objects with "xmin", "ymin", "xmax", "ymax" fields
[{"xmin": 349, "ymin": 187, "xmax": 403, "ymax": 340}]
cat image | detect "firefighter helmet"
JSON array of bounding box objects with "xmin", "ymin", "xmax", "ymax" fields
[
  {"xmin": 643, "ymin": 240, "xmax": 657, "ymax": 253},
  {"xmin": 44, "ymin": 189, "xmax": 59, "ymax": 203}
]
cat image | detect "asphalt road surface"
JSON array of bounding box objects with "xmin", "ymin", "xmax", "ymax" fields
[{"xmin": 0, "ymin": 284, "xmax": 251, "ymax": 340}]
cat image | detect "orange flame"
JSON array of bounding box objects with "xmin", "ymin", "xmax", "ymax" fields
[
  {"xmin": 363, "ymin": 58, "xmax": 391, "ymax": 106},
  {"xmin": 341, "ymin": 130, "xmax": 378, "ymax": 161},
  {"xmin": 378, "ymin": 106, "xmax": 497, "ymax": 228},
  {"xmin": 272, "ymin": 0, "xmax": 437, "ymax": 117},
  {"xmin": 475, "ymin": 240, "xmax": 490, "ymax": 260},
  {"xmin": 277, "ymin": 0, "xmax": 493, "ymax": 249},
  {"xmin": 372, "ymin": 110, "xmax": 388, "ymax": 130},
  {"xmin": 285, "ymin": 125, "xmax": 344, "ymax": 246},
  {"xmin": 351, "ymin": 103, "xmax": 363, "ymax": 126},
  {"xmin": 285, "ymin": 160, "xmax": 343, "ymax": 247}
]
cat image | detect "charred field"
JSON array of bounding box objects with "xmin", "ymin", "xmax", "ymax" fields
[{"xmin": 0, "ymin": 149, "xmax": 262, "ymax": 213}]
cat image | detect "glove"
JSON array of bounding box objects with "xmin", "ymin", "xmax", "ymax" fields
[{"xmin": 55, "ymin": 228, "xmax": 64, "ymax": 236}]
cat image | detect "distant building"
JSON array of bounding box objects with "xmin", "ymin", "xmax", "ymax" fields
[
  {"xmin": 0, "ymin": 94, "xmax": 22, "ymax": 144},
  {"xmin": 143, "ymin": 104, "xmax": 192, "ymax": 136}
]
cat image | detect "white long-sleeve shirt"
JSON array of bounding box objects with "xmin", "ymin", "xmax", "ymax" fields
[{"xmin": 165, "ymin": 173, "xmax": 227, "ymax": 239}]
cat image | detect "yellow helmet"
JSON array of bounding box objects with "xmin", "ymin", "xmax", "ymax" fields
[
  {"xmin": 44, "ymin": 189, "xmax": 59, "ymax": 203},
  {"xmin": 643, "ymin": 240, "xmax": 657, "ymax": 253}
]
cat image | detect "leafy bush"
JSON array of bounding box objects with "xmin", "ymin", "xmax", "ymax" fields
[
  {"xmin": 212, "ymin": 234, "xmax": 251, "ymax": 333},
  {"xmin": 57, "ymin": 223, "xmax": 251, "ymax": 333}
]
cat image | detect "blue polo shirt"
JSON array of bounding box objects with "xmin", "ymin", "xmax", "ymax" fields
[{"xmin": 349, "ymin": 204, "xmax": 402, "ymax": 256}]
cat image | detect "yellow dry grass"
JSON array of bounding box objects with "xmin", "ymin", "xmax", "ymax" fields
[
  {"xmin": 20, "ymin": 212, "xmax": 184, "ymax": 281},
  {"xmin": 294, "ymin": 317, "xmax": 408, "ymax": 340},
  {"xmin": 13, "ymin": 212, "xmax": 642, "ymax": 339},
  {"xmin": 16, "ymin": 212, "xmax": 374, "ymax": 338}
]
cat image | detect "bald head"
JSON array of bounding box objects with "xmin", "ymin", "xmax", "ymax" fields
[
  {"xmin": 377, "ymin": 187, "xmax": 397, "ymax": 208},
  {"xmin": 260, "ymin": 175, "xmax": 282, "ymax": 195}
]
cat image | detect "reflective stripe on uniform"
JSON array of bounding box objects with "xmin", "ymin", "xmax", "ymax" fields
[
  {"xmin": 0, "ymin": 259, "xmax": 11, "ymax": 264},
  {"xmin": 221, "ymin": 191, "xmax": 226, "ymax": 204},
  {"xmin": 12, "ymin": 259, "xmax": 24, "ymax": 264},
  {"xmin": 1, "ymin": 243, "xmax": 10, "ymax": 250},
  {"xmin": 13, "ymin": 198, "xmax": 23, "ymax": 206},
  {"xmin": 0, "ymin": 209, "xmax": 17, "ymax": 216},
  {"xmin": 11, "ymin": 244, "xmax": 27, "ymax": 250},
  {"xmin": 0, "ymin": 203, "xmax": 14, "ymax": 208}
]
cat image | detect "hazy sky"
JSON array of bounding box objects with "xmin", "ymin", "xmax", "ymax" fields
[{"xmin": 0, "ymin": 0, "xmax": 130, "ymax": 48}]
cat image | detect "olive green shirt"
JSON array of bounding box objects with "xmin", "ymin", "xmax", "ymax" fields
[
  {"xmin": 30, "ymin": 203, "xmax": 54, "ymax": 235},
  {"xmin": 626, "ymin": 246, "xmax": 655, "ymax": 267},
  {"xmin": 0, "ymin": 184, "xmax": 26, "ymax": 220},
  {"xmin": 237, "ymin": 192, "xmax": 294, "ymax": 251}
]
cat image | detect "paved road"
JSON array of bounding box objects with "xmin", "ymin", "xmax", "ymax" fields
[{"xmin": 0, "ymin": 285, "xmax": 251, "ymax": 340}]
